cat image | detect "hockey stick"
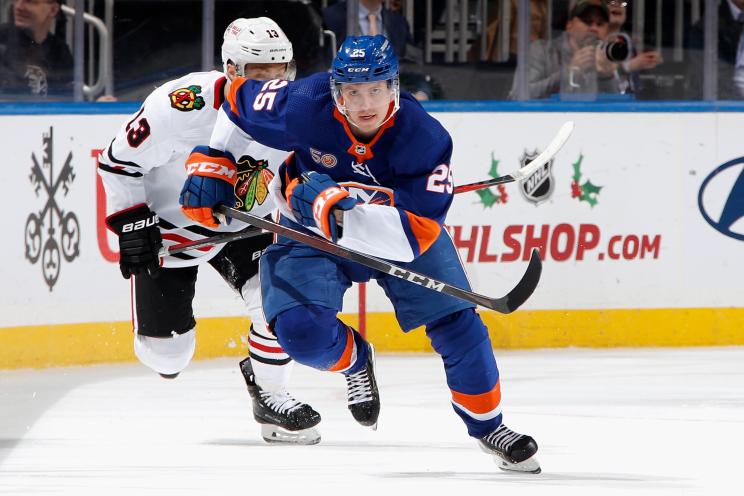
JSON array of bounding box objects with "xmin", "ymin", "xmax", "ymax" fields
[
  {"xmin": 161, "ymin": 121, "xmax": 572, "ymax": 261},
  {"xmin": 453, "ymin": 120, "xmax": 574, "ymax": 194},
  {"xmin": 214, "ymin": 205, "xmax": 541, "ymax": 313},
  {"xmin": 158, "ymin": 225, "xmax": 266, "ymax": 257}
]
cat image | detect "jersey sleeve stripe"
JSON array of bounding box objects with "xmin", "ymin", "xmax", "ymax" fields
[
  {"xmin": 161, "ymin": 233, "xmax": 214, "ymax": 252},
  {"xmin": 213, "ymin": 76, "xmax": 228, "ymax": 109},
  {"xmin": 401, "ymin": 211, "xmax": 441, "ymax": 256},
  {"xmin": 98, "ymin": 162, "xmax": 143, "ymax": 178},
  {"xmin": 170, "ymin": 252, "xmax": 198, "ymax": 261},
  {"xmin": 158, "ymin": 217, "xmax": 221, "ymax": 236},
  {"xmin": 227, "ymin": 76, "xmax": 248, "ymax": 117},
  {"xmin": 103, "ymin": 141, "xmax": 142, "ymax": 168}
]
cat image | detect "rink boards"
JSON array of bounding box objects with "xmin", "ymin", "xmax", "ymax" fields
[{"xmin": 1, "ymin": 105, "xmax": 743, "ymax": 368}]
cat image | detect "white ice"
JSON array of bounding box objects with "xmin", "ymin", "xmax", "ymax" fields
[{"xmin": 1, "ymin": 347, "xmax": 743, "ymax": 496}]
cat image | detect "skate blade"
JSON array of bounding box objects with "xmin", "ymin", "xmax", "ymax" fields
[
  {"xmin": 496, "ymin": 456, "xmax": 541, "ymax": 474},
  {"xmin": 260, "ymin": 425, "xmax": 321, "ymax": 445}
]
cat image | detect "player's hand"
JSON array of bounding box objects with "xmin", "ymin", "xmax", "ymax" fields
[
  {"xmin": 287, "ymin": 172, "xmax": 356, "ymax": 242},
  {"xmin": 106, "ymin": 204, "xmax": 162, "ymax": 279},
  {"xmin": 179, "ymin": 146, "xmax": 238, "ymax": 228}
]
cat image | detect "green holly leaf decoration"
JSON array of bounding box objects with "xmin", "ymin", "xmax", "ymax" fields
[
  {"xmin": 475, "ymin": 152, "xmax": 508, "ymax": 207},
  {"xmin": 572, "ymin": 153, "xmax": 584, "ymax": 182},
  {"xmin": 579, "ymin": 180, "xmax": 602, "ymax": 207},
  {"xmin": 489, "ymin": 153, "xmax": 500, "ymax": 178},
  {"xmin": 476, "ymin": 189, "xmax": 499, "ymax": 208}
]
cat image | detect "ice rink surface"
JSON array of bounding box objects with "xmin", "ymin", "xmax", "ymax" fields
[{"xmin": 1, "ymin": 347, "xmax": 742, "ymax": 496}]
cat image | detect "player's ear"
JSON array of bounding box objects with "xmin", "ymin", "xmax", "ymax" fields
[{"xmin": 225, "ymin": 61, "xmax": 237, "ymax": 80}]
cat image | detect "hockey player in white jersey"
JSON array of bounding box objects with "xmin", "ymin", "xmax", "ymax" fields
[{"xmin": 97, "ymin": 17, "xmax": 321, "ymax": 445}]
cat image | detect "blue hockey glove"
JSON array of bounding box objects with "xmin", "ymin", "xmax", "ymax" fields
[
  {"xmin": 179, "ymin": 146, "xmax": 237, "ymax": 228},
  {"xmin": 287, "ymin": 172, "xmax": 356, "ymax": 242}
]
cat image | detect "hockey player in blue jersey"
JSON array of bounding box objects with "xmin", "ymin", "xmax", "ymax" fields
[{"xmin": 180, "ymin": 35, "xmax": 541, "ymax": 473}]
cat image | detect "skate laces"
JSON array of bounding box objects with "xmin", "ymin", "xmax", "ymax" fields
[
  {"xmin": 259, "ymin": 390, "xmax": 303, "ymax": 415},
  {"xmin": 483, "ymin": 424, "xmax": 524, "ymax": 452},
  {"xmin": 345, "ymin": 368, "xmax": 373, "ymax": 405}
]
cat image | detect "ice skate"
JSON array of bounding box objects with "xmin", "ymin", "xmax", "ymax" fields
[
  {"xmin": 344, "ymin": 343, "xmax": 380, "ymax": 429},
  {"xmin": 479, "ymin": 424, "xmax": 541, "ymax": 474},
  {"xmin": 240, "ymin": 358, "xmax": 321, "ymax": 445}
]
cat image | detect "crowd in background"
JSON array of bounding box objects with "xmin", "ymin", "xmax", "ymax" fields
[{"xmin": 0, "ymin": 0, "xmax": 743, "ymax": 102}]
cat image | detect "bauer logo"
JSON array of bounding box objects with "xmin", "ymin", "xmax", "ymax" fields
[
  {"xmin": 25, "ymin": 127, "xmax": 81, "ymax": 291},
  {"xmin": 698, "ymin": 157, "xmax": 744, "ymax": 241},
  {"xmin": 519, "ymin": 149, "xmax": 554, "ymax": 205}
]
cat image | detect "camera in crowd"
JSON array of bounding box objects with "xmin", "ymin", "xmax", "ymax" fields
[{"xmin": 599, "ymin": 33, "xmax": 632, "ymax": 63}]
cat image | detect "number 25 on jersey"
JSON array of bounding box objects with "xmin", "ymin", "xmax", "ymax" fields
[
  {"xmin": 427, "ymin": 164, "xmax": 453, "ymax": 194},
  {"xmin": 253, "ymin": 79, "xmax": 289, "ymax": 111}
]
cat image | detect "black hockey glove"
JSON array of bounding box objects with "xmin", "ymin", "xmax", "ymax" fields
[{"xmin": 106, "ymin": 205, "xmax": 162, "ymax": 279}]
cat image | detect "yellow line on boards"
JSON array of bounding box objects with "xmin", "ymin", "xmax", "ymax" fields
[{"xmin": 1, "ymin": 308, "xmax": 743, "ymax": 369}]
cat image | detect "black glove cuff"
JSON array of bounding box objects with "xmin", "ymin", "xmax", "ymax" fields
[{"xmin": 106, "ymin": 204, "xmax": 159, "ymax": 236}]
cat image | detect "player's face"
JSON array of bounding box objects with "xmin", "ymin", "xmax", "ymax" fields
[
  {"xmin": 243, "ymin": 63, "xmax": 287, "ymax": 81},
  {"xmin": 340, "ymin": 81, "xmax": 394, "ymax": 137}
]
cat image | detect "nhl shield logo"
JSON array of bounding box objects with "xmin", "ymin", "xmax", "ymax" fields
[
  {"xmin": 519, "ymin": 149, "xmax": 554, "ymax": 205},
  {"xmin": 310, "ymin": 148, "xmax": 323, "ymax": 164}
]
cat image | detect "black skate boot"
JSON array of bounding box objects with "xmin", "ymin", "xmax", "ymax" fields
[
  {"xmin": 239, "ymin": 358, "xmax": 321, "ymax": 445},
  {"xmin": 344, "ymin": 342, "xmax": 380, "ymax": 429},
  {"xmin": 479, "ymin": 424, "xmax": 541, "ymax": 473}
]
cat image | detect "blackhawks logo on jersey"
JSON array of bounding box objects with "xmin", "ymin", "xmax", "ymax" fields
[
  {"xmin": 168, "ymin": 85, "xmax": 205, "ymax": 111},
  {"xmin": 234, "ymin": 155, "xmax": 274, "ymax": 211}
]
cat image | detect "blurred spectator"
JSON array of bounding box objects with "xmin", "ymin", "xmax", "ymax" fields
[
  {"xmin": 323, "ymin": 0, "xmax": 412, "ymax": 58},
  {"xmin": 0, "ymin": 0, "xmax": 73, "ymax": 98},
  {"xmin": 511, "ymin": 1, "xmax": 623, "ymax": 99},
  {"xmin": 473, "ymin": 0, "xmax": 548, "ymax": 63},
  {"xmin": 323, "ymin": 0, "xmax": 434, "ymax": 100},
  {"xmin": 596, "ymin": 0, "xmax": 663, "ymax": 94},
  {"xmin": 686, "ymin": 0, "xmax": 744, "ymax": 99}
]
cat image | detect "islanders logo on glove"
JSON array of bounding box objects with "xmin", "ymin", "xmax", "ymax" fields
[{"xmin": 287, "ymin": 172, "xmax": 357, "ymax": 242}]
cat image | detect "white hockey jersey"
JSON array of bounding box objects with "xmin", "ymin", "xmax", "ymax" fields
[{"xmin": 98, "ymin": 71, "xmax": 290, "ymax": 268}]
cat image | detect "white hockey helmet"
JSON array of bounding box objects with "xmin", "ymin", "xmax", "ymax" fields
[{"xmin": 221, "ymin": 17, "xmax": 296, "ymax": 80}]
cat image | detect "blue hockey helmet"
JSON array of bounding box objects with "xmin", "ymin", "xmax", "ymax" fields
[
  {"xmin": 330, "ymin": 35, "xmax": 401, "ymax": 125},
  {"xmin": 331, "ymin": 35, "xmax": 399, "ymax": 83}
]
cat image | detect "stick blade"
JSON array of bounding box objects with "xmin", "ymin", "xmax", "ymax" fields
[{"xmin": 487, "ymin": 248, "xmax": 542, "ymax": 313}]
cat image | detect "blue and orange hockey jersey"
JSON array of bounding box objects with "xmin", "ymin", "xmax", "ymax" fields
[{"xmin": 210, "ymin": 72, "xmax": 455, "ymax": 262}]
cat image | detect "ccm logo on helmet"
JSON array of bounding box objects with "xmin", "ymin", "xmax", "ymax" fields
[
  {"xmin": 347, "ymin": 67, "xmax": 370, "ymax": 73},
  {"xmin": 122, "ymin": 214, "xmax": 159, "ymax": 233},
  {"xmin": 186, "ymin": 162, "xmax": 237, "ymax": 179}
]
